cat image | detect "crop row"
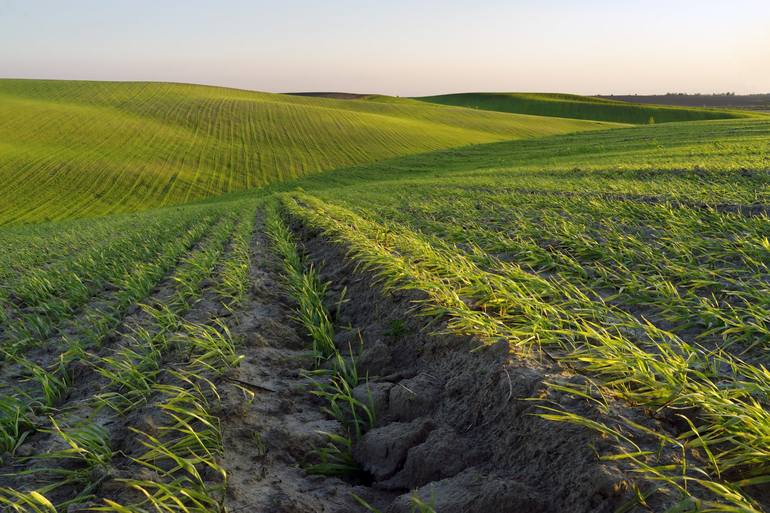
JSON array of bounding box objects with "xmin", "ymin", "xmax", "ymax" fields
[
  {"xmin": 1, "ymin": 205, "xmax": 235, "ymax": 466},
  {"xmin": 266, "ymin": 204, "xmax": 376, "ymax": 478},
  {"xmin": 0, "ymin": 200, "xmax": 257, "ymax": 511},
  {"xmin": 0, "ymin": 211, "xmax": 224, "ymax": 462},
  {"xmin": 283, "ymin": 192, "xmax": 770, "ymax": 512},
  {"xmin": 0, "ymin": 205, "xmax": 230, "ymax": 351},
  {"xmin": 94, "ymin": 201, "xmax": 257, "ymax": 513},
  {"xmin": 320, "ymin": 185, "xmax": 770, "ymax": 357}
]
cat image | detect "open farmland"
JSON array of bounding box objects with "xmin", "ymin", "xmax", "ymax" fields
[
  {"xmin": 0, "ymin": 80, "xmax": 616, "ymax": 226},
  {"xmin": 1, "ymin": 79, "xmax": 770, "ymax": 513}
]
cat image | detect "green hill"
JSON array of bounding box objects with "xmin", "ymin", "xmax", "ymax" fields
[
  {"xmin": 416, "ymin": 92, "xmax": 751, "ymax": 124},
  {"xmin": 0, "ymin": 80, "xmax": 618, "ymax": 225}
]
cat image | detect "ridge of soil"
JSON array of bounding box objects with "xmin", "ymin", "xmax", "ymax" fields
[{"xmin": 292, "ymin": 222, "xmax": 648, "ymax": 513}]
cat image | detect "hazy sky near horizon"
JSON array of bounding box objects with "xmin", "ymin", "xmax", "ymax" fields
[{"xmin": 2, "ymin": 0, "xmax": 769, "ymax": 96}]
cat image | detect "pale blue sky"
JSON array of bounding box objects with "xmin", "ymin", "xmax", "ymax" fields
[{"xmin": 1, "ymin": 0, "xmax": 768, "ymax": 95}]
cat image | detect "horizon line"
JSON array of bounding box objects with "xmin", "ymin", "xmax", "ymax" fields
[{"xmin": 1, "ymin": 76, "xmax": 768, "ymax": 98}]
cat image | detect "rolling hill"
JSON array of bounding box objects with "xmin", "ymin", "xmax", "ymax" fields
[
  {"xmin": 0, "ymin": 80, "xmax": 618, "ymax": 225},
  {"xmin": 278, "ymin": 117, "xmax": 770, "ymax": 207},
  {"xmin": 416, "ymin": 92, "xmax": 752, "ymax": 124}
]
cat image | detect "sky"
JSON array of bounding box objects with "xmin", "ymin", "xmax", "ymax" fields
[{"xmin": 1, "ymin": 0, "xmax": 769, "ymax": 96}]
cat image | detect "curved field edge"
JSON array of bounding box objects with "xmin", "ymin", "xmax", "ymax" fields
[
  {"xmin": 0, "ymin": 79, "xmax": 617, "ymax": 226},
  {"xmin": 416, "ymin": 92, "xmax": 758, "ymax": 124}
]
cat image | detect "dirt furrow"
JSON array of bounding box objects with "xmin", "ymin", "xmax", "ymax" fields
[{"xmin": 219, "ymin": 214, "xmax": 369, "ymax": 513}]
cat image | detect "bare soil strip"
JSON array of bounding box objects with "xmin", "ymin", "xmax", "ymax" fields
[{"xmin": 218, "ymin": 215, "xmax": 370, "ymax": 513}]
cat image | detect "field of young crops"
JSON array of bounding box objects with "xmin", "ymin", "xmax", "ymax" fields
[
  {"xmin": 291, "ymin": 117, "xmax": 770, "ymax": 200},
  {"xmin": 270, "ymin": 114, "xmax": 770, "ymax": 511},
  {"xmin": 416, "ymin": 92, "xmax": 753, "ymax": 124},
  {"xmin": 0, "ymin": 79, "xmax": 620, "ymax": 226},
  {"xmin": 1, "ymin": 79, "xmax": 770, "ymax": 512},
  {"xmin": 0, "ymin": 197, "xmax": 264, "ymax": 509}
]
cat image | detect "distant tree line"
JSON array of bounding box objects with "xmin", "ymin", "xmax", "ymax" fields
[
  {"xmin": 605, "ymin": 92, "xmax": 739, "ymax": 97},
  {"xmin": 663, "ymin": 92, "xmax": 736, "ymax": 96}
]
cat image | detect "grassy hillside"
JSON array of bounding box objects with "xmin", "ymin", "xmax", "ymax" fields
[
  {"xmin": 417, "ymin": 92, "xmax": 752, "ymax": 124},
  {"xmin": 0, "ymin": 79, "xmax": 617, "ymax": 225},
  {"xmin": 264, "ymin": 118, "xmax": 770, "ymax": 209}
]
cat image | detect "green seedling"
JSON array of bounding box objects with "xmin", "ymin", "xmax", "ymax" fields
[
  {"xmin": 0, "ymin": 395, "xmax": 35, "ymax": 457},
  {"xmin": 0, "ymin": 488, "xmax": 56, "ymax": 513},
  {"xmin": 385, "ymin": 319, "xmax": 406, "ymax": 338}
]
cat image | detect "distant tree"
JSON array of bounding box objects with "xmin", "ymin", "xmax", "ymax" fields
[{"xmin": 648, "ymin": 115, "xmax": 656, "ymax": 124}]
